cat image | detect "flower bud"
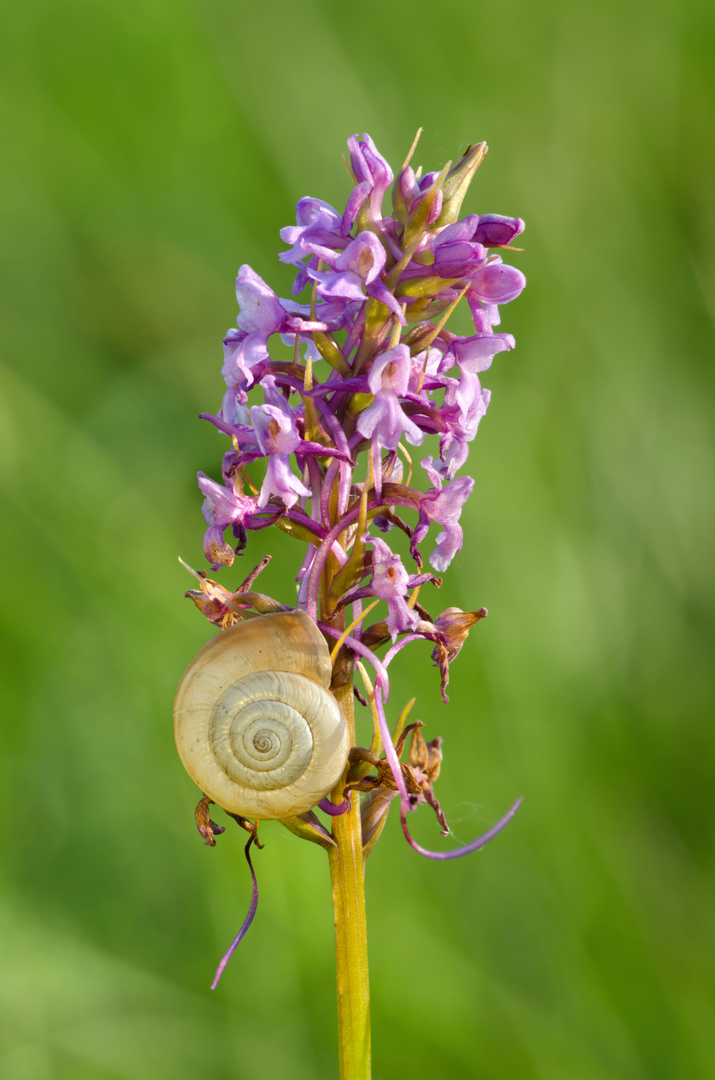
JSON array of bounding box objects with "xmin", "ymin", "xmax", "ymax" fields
[
  {"xmin": 434, "ymin": 142, "xmax": 488, "ymax": 228},
  {"xmin": 392, "ymin": 164, "xmax": 419, "ymax": 226},
  {"xmin": 402, "ymin": 165, "xmax": 448, "ymax": 247},
  {"xmin": 474, "ymin": 213, "xmax": 525, "ymax": 247}
]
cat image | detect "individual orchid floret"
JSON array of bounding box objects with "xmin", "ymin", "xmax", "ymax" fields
[
  {"xmin": 357, "ymin": 345, "xmax": 426, "ymax": 452},
  {"xmin": 222, "ymin": 266, "xmax": 295, "ymax": 391},
  {"xmin": 473, "ymin": 213, "xmax": 525, "ymax": 247},
  {"xmin": 403, "ymin": 727, "xmax": 448, "ymax": 831},
  {"xmin": 221, "ymin": 329, "xmax": 270, "ymax": 390},
  {"xmin": 437, "ymin": 373, "xmax": 492, "ymax": 478},
  {"xmin": 344, "ymin": 133, "xmax": 394, "ymax": 233},
  {"xmin": 425, "ymin": 605, "xmax": 489, "ymax": 701},
  {"xmin": 448, "ymin": 331, "xmax": 515, "ymax": 374},
  {"xmin": 356, "ymin": 724, "xmax": 448, "ymax": 852},
  {"xmin": 432, "ymin": 607, "xmax": 488, "ymax": 666},
  {"xmin": 180, "ymin": 557, "xmax": 289, "ymax": 629},
  {"xmin": 251, "ymin": 405, "xmax": 311, "ymax": 509},
  {"xmin": 365, "ymin": 535, "xmax": 420, "ymax": 640},
  {"xmin": 235, "ymin": 265, "xmax": 289, "ymax": 334},
  {"xmin": 412, "ymin": 459, "xmax": 474, "ymax": 572},
  {"xmin": 305, "ymin": 232, "xmax": 405, "ymax": 323},
  {"xmin": 279, "ymin": 197, "xmax": 343, "ymax": 266},
  {"xmin": 198, "ymin": 472, "xmax": 257, "ymax": 568},
  {"xmin": 467, "ymin": 257, "xmax": 526, "ymax": 306},
  {"xmin": 307, "ymin": 231, "xmax": 384, "ymax": 295}
]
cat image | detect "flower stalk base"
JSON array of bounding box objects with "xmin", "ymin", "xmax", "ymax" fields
[{"xmin": 329, "ymin": 660, "xmax": 371, "ymax": 1080}]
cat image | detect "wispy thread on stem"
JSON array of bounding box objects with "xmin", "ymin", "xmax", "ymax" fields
[{"xmin": 400, "ymin": 797, "xmax": 523, "ymax": 860}]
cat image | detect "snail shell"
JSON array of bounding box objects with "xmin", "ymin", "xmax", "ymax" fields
[{"xmin": 173, "ymin": 610, "xmax": 349, "ymax": 819}]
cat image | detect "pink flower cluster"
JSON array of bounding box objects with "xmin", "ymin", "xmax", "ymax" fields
[{"xmin": 197, "ymin": 134, "xmax": 525, "ymax": 645}]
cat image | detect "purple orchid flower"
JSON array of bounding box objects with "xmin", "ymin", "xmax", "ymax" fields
[
  {"xmin": 412, "ymin": 458, "xmax": 474, "ymax": 572},
  {"xmin": 251, "ymin": 405, "xmax": 311, "ymax": 509},
  {"xmin": 449, "ymin": 331, "xmax": 516, "ymax": 374},
  {"xmin": 467, "ymin": 257, "xmax": 526, "ymax": 305},
  {"xmin": 344, "ymin": 133, "xmax": 394, "ymax": 234},
  {"xmin": 438, "ymin": 374, "xmax": 492, "ymax": 478},
  {"xmin": 235, "ymin": 265, "xmax": 289, "ymax": 334},
  {"xmin": 357, "ymin": 344, "xmax": 426, "ymax": 452},
  {"xmin": 198, "ymin": 472, "xmax": 257, "ymax": 568},
  {"xmin": 221, "ymin": 329, "xmax": 270, "ymax": 390},
  {"xmin": 365, "ymin": 535, "xmax": 421, "ymax": 640},
  {"xmin": 183, "ymin": 133, "xmax": 526, "ymax": 986},
  {"xmin": 305, "ymin": 231, "xmax": 405, "ymax": 323},
  {"xmin": 473, "ymin": 213, "xmax": 525, "ymax": 247},
  {"xmin": 279, "ymin": 197, "xmax": 343, "ymax": 267}
]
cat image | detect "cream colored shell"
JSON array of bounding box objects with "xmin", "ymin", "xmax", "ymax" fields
[{"xmin": 173, "ymin": 610, "xmax": 349, "ymax": 819}]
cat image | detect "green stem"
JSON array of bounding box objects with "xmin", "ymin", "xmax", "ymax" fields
[{"xmin": 329, "ymin": 658, "xmax": 371, "ymax": 1080}]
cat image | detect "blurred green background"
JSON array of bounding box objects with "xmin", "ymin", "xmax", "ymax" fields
[{"xmin": 1, "ymin": 0, "xmax": 713, "ymax": 1077}]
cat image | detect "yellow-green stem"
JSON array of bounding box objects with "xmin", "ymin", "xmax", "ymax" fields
[{"xmin": 329, "ymin": 656, "xmax": 371, "ymax": 1080}]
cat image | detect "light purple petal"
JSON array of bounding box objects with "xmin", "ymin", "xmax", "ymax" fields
[
  {"xmin": 258, "ymin": 455, "xmax": 311, "ymax": 509},
  {"xmin": 469, "ymin": 261, "xmax": 526, "ymax": 304},
  {"xmin": 357, "ymin": 394, "xmax": 424, "ymax": 450},
  {"xmin": 251, "ymin": 404, "xmax": 301, "ymax": 456},
  {"xmin": 348, "ymin": 134, "xmax": 393, "ymax": 223},
  {"xmin": 452, "ymin": 332, "xmax": 515, "ymax": 374},
  {"xmin": 366, "ymin": 345, "xmax": 412, "ymax": 397},
  {"xmin": 432, "ymin": 215, "xmax": 480, "ymax": 248},
  {"xmin": 235, "ymin": 265, "xmax": 286, "ymax": 334},
  {"xmin": 221, "ymin": 329, "xmax": 270, "ymax": 387},
  {"xmin": 335, "ymin": 232, "xmax": 386, "ymax": 285},
  {"xmin": 307, "ymin": 268, "xmax": 368, "ymax": 303}
]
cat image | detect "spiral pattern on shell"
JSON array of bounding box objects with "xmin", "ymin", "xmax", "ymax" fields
[{"xmin": 173, "ymin": 610, "xmax": 349, "ymax": 819}]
